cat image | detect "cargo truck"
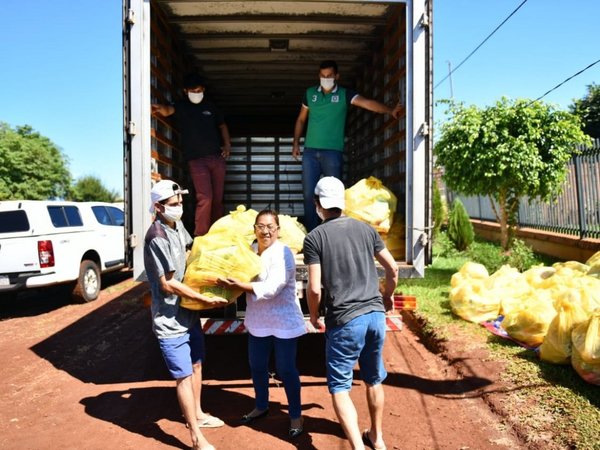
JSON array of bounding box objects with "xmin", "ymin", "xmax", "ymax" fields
[{"xmin": 123, "ymin": 0, "xmax": 433, "ymax": 332}]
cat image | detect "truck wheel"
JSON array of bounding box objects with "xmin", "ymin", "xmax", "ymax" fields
[{"xmin": 72, "ymin": 260, "xmax": 101, "ymax": 303}]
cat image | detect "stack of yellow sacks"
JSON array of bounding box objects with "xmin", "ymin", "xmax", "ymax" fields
[
  {"xmin": 343, "ymin": 177, "xmax": 404, "ymax": 259},
  {"xmin": 449, "ymin": 251, "xmax": 600, "ymax": 384},
  {"xmin": 181, "ymin": 205, "xmax": 307, "ymax": 310},
  {"xmin": 344, "ymin": 176, "xmax": 397, "ymax": 233}
]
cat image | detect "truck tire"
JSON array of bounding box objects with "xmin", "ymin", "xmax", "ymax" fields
[{"xmin": 72, "ymin": 260, "xmax": 101, "ymax": 303}]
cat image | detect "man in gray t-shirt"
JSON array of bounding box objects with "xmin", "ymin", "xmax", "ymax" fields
[
  {"xmin": 304, "ymin": 176, "xmax": 398, "ymax": 450},
  {"xmin": 144, "ymin": 179, "xmax": 227, "ymax": 450}
]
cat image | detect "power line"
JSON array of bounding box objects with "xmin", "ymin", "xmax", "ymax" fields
[
  {"xmin": 530, "ymin": 58, "xmax": 600, "ymax": 104},
  {"xmin": 434, "ymin": 0, "xmax": 529, "ymax": 90}
]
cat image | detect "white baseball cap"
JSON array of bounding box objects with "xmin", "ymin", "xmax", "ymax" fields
[
  {"xmin": 149, "ymin": 180, "xmax": 189, "ymax": 212},
  {"xmin": 314, "ymin": 176, "xmax": 345, "ymax": 210}
]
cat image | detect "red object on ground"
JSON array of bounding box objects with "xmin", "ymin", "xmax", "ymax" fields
[{"xmin": 394, "ymin": 294, "xmax": 417, "ymax": 311}]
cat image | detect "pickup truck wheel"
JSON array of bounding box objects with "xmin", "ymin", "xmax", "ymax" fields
[{"xmin": 72, "ymin": 260, "xmax": 101, "ymax": 303}]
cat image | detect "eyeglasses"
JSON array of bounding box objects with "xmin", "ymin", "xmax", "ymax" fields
[{"xmin": 254, "ymin": 224, "xmax": 279, "ymax": 232}]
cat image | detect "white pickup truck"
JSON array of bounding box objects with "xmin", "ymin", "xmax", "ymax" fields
[{"xmin": 0, "ymin": 200, "xmax": 126, "ymax": 302}]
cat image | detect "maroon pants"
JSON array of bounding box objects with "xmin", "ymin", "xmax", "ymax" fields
[{"xmin": 188, "ymin": 155, "xmax": 226, "ymax": 236}]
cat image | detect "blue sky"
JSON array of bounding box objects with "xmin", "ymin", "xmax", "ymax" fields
[{"xmin": 1, "ymin": 1, "xmax": 599, "ymax": 196}]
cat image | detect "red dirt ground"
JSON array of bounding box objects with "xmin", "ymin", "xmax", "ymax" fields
[{"xmin": 0, "ymin": 274, "xmax": 525, "ymax": 450}]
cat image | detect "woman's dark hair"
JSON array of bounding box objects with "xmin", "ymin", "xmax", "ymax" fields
[{"xmin": 255, "ymin": 209, "xmax": 280, "ymax": 226}]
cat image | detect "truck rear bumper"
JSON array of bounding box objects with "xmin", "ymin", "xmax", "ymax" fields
[
  {"xmin": 0, "ymin": 271, "xmax": 54, "ymax": 292},
  {"xmin": 201, "ymin": 315, "xmax": 403, "ymax": 335}
]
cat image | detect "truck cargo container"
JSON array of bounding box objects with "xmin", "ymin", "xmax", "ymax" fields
[{"xmin": 123, "ymin": 0, "xmax": 433, "ymax": 329}]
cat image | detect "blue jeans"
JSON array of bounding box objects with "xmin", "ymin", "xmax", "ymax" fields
[
  {"xmin": 302, "ymin": 148, "xmax": 344, "ymax": 231},
  {"xmin": 248, "ymin": 334, "xmax": 302, "ymax": 419},
  {"xmin": 325, "ymin": 311, "xmax": 387, "ymax": 394}
]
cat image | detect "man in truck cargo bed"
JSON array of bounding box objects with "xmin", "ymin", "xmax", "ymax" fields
[
  {"xmin": 152, "ymin": 74, "xmax": 232, "ymax": 237},
  {"xmin": 292, "ymin": 60, "xmax": 403, "ymax": 231}
]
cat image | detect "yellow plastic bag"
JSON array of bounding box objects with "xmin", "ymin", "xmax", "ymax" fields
[
  {"xmin": 522, "ymin": 266, "xmax": 556, "ymax": 290},
  {"xmin": 344, "ymin": 177, "xmax": 397, "ymax": 233},
  {"xmin": 501, "ymin": 294, "xmax": 556, "ymax": 347},
  {"xmin": 450, "ymin": 262, "xmax": 489, "ymax": 288},
  {"xmin": 277, "ymin": 214, "xmax": 307, "ymax": 254},
  {"xmin": 181, "ymin": 232, "xmax": 262, "ymax": 310},
  {"xmin": 571, "ymin": 309, "xmax": 600, "ymax": 385},
  {"xmin": 539, "ymin": 296, "xmax": 589, "ymax": 364},
  {"xmin": 449, "ymin": 279, "xmax": 501, "ymax": 323},
  {"xmin": 587, "ymin": 252, "xmax": 600, "ymax": 279},
  {"xmin": 585, "ymin": 250, "xmax": 600, "ymax": 267},
  {"xmin": 207, "ymin": 205, "xmax": 258, "ymax": 245},
  {"xmin": 379, "ymin": 214, "xmax": 405, "ymax": 260}
]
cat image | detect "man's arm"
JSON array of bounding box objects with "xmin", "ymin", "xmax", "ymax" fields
[
  {"xmin": 292, "ymin": 106, "xmax": 309, "ymax": 160},
  {"xmin": 151, "ymin": 104, "xmax": 175, "ymax": 117},
  {"xmin": 375, "ymin": 248, "xmax": 399, "ymax": 311},
  {"xmin": 219, "ymin": 123, "xmax": 232, "ymax": 159},
  {"xmin": 307, "ymin": 263, "xmax": 325, "ymax": 329},
  {"xmin": 351, "ymin": 95, "xmax": 403, "ymax": 120},
  {"xmin": 159, "ymin": 272, "xmax": 228, "ymax": 305}
]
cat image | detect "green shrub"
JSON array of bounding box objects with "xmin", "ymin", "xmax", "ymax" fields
[
  {"xmin": 432, "ymin": 230, "xmax": 459, "ymax": 258},
  {"xmin": 467, "ymin": 237, "xmax": 545, "ymax": 273},
  {"xmin": 467, "ymin": 239, "xmax": 506, "ymax": 272},
  {"xmin": 447, "ymin": 198, "xmax": 474, "ymax": 251},
  {"xmin": 506, "ymin": 238, "xmax": 537, "ymax": 271},
  {"xmin": 432, "ymin": 178, "xmax": 446, "ymax": 236}
]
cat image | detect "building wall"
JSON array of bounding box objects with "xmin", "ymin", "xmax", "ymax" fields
[{"xmin": 471, "ymin": 220, "xmax": 600, "ymax": 263}]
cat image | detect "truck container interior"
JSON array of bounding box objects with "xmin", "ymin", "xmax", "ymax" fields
[{"xmin": 125, "ymin": 0, "xmax": 432, "ymax": 279}]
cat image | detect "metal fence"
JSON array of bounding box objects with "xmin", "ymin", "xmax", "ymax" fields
[{"xmin": 449, "ymin": 138, "xmax": 600, "ymax": 239}]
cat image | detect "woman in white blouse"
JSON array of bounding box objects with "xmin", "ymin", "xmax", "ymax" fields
[{"xmin": 217, "ymin": 209, "xmax": 306, "ymax": 438}]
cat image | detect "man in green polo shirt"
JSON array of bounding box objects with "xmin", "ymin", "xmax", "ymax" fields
[{"xmin": 292, "ymin": 60, "xmax": 402, "ymax": 231}]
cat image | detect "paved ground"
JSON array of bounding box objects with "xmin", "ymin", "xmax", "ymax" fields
[{"xmin": 0, "ymin": 272, "xmax": 524, "ymax": 450}]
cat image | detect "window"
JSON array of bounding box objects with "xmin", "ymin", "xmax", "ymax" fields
[
  {"xmin": 47, "ymin": 206, "xmax": 83, "ymax": 227},
  {"xmin": 92, "ymin": 206, "xmax": 124, "ymax": 226},
  {"xmin": 0, "ymin": 210, "xmax": 30, "ymax": 233},
  {"xmin": 92, "ymin": 206, "xmax": 111, "ymax": 225},
  {"xmin": 107, "ymin": 206, "xmax": 125, "ymax": 226}
]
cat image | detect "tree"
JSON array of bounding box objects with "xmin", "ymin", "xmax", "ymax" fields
[
  {"xmin": 447, "ymin": 198, "xmax": 474, "ymax": 251},
  {"xmin": 432, "ymin": 177, "xmax": 446, "ymax": 236},
  {"xmin": 0, "ymin": 122, "xmax": 71, "ymax": 200},
  {"xmin": 569, "ymin": 83, "xmax": 600, "ymax": 139},
  {"xmin": 70, "ymin": 175, "xmax": 120, "ymax": 202},
  {"xmin": 434, "ymin": 98, "xmax": 590, "ymax": 250}
]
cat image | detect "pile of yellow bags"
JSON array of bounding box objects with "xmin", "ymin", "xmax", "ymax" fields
[
  {"xmin": 449, "ymin": 251, "xmax": 600, "ymax": 384},
  {"xmin": 344, "ymin": 176, "xmax": 397, "ymax": 233}
]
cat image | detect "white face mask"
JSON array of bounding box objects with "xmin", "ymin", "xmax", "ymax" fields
[
  {"xmin": 320, "ymin": 78, "xmax": 335, "ymax": 91},
  {"xmin": 187, "ymin": 92, "xmax": 204, "ymax": 104},
  {"xmin": 161, "ymin": 205, "xmax": 183, "ymax": 222}
]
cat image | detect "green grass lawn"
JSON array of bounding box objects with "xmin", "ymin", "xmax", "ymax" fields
[{"xmin": 397, "ymin": 235, "xmax": 600, "ymax": 450}]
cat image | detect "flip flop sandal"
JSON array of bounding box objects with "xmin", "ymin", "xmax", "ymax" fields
[
  {"xmin": 186, "ymin": 415, "xmax": 225, "ymax": 429},
  {"xmin": 362, "ymin": 430, "xmax": 387, "ymax": 450},
  {"xmin": 198, "ymin": 415, "xmax": 225, "ymax": 428}
]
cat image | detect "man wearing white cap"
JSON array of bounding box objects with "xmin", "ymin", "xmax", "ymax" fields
[
  {"xmin": 303, "ymin": 176, "xmax": 398, "ymax": 450},
  {"xmin": 144, "ymin": 179, "xmax": 227, "ymax": 450}
]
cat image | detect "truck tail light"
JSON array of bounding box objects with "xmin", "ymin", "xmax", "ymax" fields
[{"xmin": 38, "ymin": 240, "xmax": 55, "ymax": 268}]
